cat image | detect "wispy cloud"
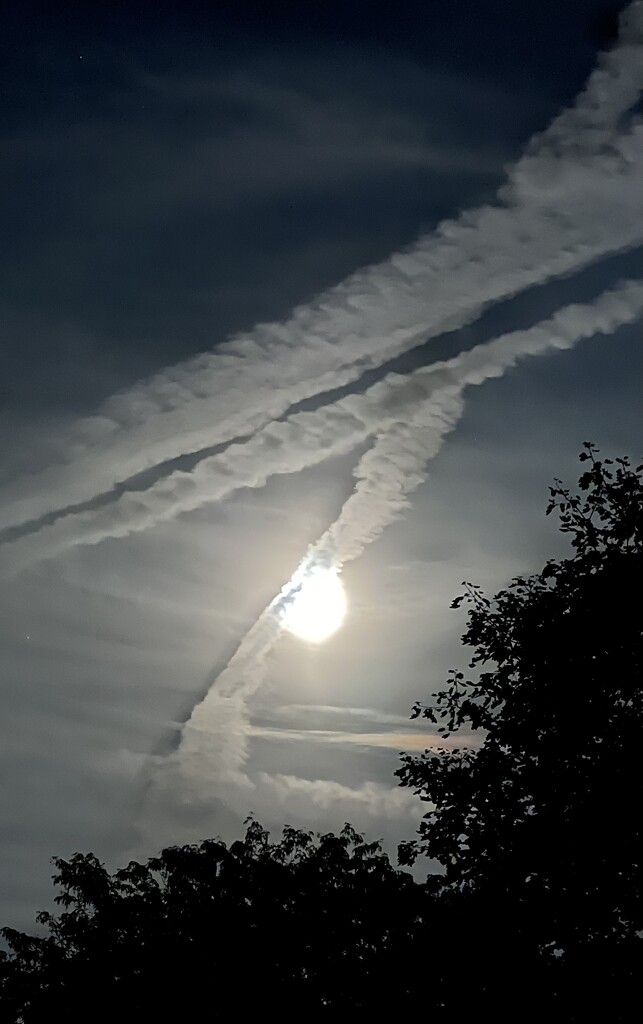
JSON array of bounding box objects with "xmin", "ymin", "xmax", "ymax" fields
[
  {"xmin": 139, "ymin": 732, "xmax": 420, "ymax": 853},
  {"xmin": 2, "ymin": 3, "xmax": 642, "ymax": 536},
  {"xmin": 248, "ymin": 725, "xmax": 478, "ymax": 752},
  {"xmin": 265, "ymin": 703, "xmax": 415, "ymax": 727},
  {"xmin": 253, "ymin": 773, "xmax": 419, "ymax": 820}
]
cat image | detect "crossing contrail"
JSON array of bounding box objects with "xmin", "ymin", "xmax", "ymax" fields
[
  {"xmin": 1, "ymin": 1, "xmax": 642, "ymax": 538},
  {"xmin": 141, "ymin": 278, "xmax": 643, "ymax": 815},
  {"xmin": 2, "ymin": 279, "xmax": 641, "ymax": 576}
]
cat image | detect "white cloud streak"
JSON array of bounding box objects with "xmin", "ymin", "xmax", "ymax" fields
[
  {"xmin": 3, "ymin": 279, "xmax": 641, "ymax": 576},
  {"xmin": 266, "ymin": 703, "xmax": 415, "ymax": 726},
  {"xmin": 248, "ymin": 725, "xmax": 478, "ymax": 752},
  {"xmin": 314, "ymin": 279, "xmax": 643, "ymax": 566},
  {"xmin": 139, "ymin": 763, "xmax": 419, "ymax": 854},
  {"xmin": 252, "ymin": 773, "xmax": 419, "ymax": 820},
  {"xmin": 2, "ymin": 2, "xmax": 642, "ymax": 535}
]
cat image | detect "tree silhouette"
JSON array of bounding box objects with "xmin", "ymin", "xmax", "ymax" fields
[
  {"xmin": 0, "ymin": 820, "xmax": 438, "ymax": 1020},
  {"xmin": 397, "ymin": 443, "xmax": 643, "ymax": 1013}
]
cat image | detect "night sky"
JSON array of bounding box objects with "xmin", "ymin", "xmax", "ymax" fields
[{"xmin": 1, "ymin": 0, "xmax": 641, "ymax": 929}]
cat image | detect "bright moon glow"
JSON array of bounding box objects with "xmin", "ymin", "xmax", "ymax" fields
[{"xmin": 282, "ymin": 568, "xmax": 347, "ymax": 644}]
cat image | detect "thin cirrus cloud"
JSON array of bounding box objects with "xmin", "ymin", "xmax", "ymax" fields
[
  {"xmin": 264, "ymin": 703, "xmax": 418, "ymax": 727},
  {"xmin": 1, "ymin": 2, "xmax": 642, "ymax": 538},
  {"xmin": 247, "ymin": 725, "xmax": 478, "ymax": 752},
  {"xmin": 139, "ymin": 71, "xmax": 506, "ymax": 204}
]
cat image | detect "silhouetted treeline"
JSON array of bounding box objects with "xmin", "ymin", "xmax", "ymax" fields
[{"xmin": 2, "ymin": 446, "xmax": 641, "ymax": 1020}]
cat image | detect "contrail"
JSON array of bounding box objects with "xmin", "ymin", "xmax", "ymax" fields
[
  {"xmin": 141, "ymin": 278, "xmax": 643, "ymax": 812},
  {"xmin": 2, "ymin": 1, "xmax": 642, "ymax": 535},
  {"xmin": 313, "ymin": 279, "xmax": 643, "ymax": 566},
  {"xmin": 3, "ymin": 279, "xmax": 641, "ymax": 576}
]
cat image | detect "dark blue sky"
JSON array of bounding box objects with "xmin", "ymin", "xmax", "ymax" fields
[{"xmin": 0, "ymin": 1, "xmax": 627, "ymax": 418}]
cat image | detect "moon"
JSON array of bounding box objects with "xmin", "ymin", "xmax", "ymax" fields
[{"xmin": 282, "ymin": 567, "xmax": 347, "ymax": 644}]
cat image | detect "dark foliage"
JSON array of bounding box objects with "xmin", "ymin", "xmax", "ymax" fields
[
  {"xmin": 2, "ymin": 446, "xmax": 641, "ymax": 1020},
  {"xmin": 397, "ymin": 443, "xmax": 643, "ymax": 1013},
  {"xmin": 0, "ymin": 821, "xmax": 439, "ymax": 1020}
]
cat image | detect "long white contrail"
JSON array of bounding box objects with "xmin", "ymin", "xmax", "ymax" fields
[
  {"xmin": 312, "ymin": 280, "xmax": 643, "ymax": 567},
  {"xmin": 2, "ymin": 2, "xmax": 642, "ymax": 535},
  {"xmin": 144, "ymin": 278, "xmax": 643, "ymax": 800},
  {"xmin": 3, "ymin": 279, "xmax": 641, "ymax": 576}
]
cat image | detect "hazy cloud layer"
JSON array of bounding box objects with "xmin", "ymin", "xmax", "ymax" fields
[{"xmin": 139, "ymin": 278, "xmax": 642, "ymax": 836}]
